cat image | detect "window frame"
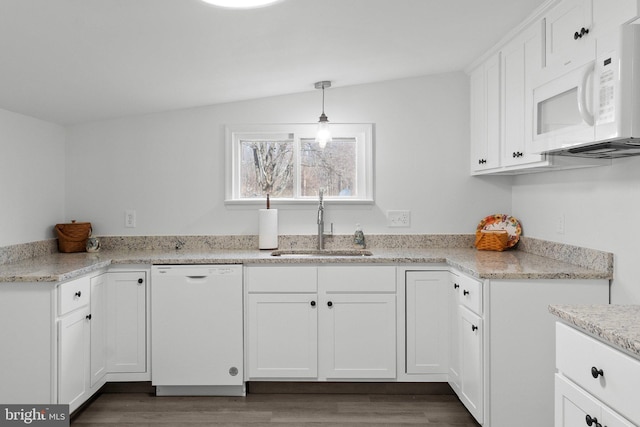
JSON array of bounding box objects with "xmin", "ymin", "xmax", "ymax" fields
[{"xmin": 225, "ymin": 123, "xmax": 374, "ymax": 205}]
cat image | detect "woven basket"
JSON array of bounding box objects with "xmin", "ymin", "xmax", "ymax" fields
[
  {"xmin": 55, "ymin": 221, "xmax": 92, "ymax": 253},
  {"xmin": 475, "ymin": 230, "xmax": 509, "ymax": 251}
]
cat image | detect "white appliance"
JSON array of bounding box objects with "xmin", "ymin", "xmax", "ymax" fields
[
  {"xmin": 531, "ymin": 24, "xmax": 640, "ymax": 158},
  {"xmin": 151, "ymin": 264, "xmax": 244, "ymax": 396}
]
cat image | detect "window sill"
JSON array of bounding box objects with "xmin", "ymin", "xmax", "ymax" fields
[{"xmin": 224, "ymin": 199, "xmax": 375, "ymax": 208}]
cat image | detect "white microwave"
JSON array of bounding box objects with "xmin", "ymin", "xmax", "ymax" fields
[{"xmin": 530, "ymin": 25, "xmax": 640, "ymax": 158}]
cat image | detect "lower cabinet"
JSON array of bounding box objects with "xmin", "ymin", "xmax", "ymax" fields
[
  {"xmin": 0, "ymin": 267, "xmax": 150, "ymax": 413},
  {"xmin": 458, "ymin": 305, "xmax": 483, "ymax": 422},
  {"xmin": 245, "ymin": 265, "xmax": 396, "ymax": 380}
]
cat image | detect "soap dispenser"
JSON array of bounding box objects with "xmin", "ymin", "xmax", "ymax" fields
[{"xmin": 353, "ymin": 223, "xmax": 366, "ymax": 249}]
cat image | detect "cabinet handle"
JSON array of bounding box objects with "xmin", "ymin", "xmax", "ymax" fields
[
  {"xmin": 574, "ymin": 27, "xmax": 589, "ymax": 40},
  {"xmin": 478, "ymin": 159, "xmax": 487, "ymax": 165},
  {"xmin": 454, "ymin": 283, "xmax": 459, "ymax": 289},
  {"xmin": 327, "ymin": 301, "xmax": 333, "ymax": 308},
  {"xmin": 86, "ymin": 314, "xmax": 92, "ymax": 320},
  {"xmin": 591, "ymin": 366, "xmax": 604, "ymax": 378},
  {"xmin": 463, "ymin": 290, "xmax": 470, "ymax": 296},
  {"xmin": 75, "ymin": 291, "xmax": 82, "ymax": 297},
  {"xmin": 585, "ymin": 415, "xmax": 602, "ymax": 427},
  {"xmin": 138, "ymin": 278, "xmax": 144, "ymax": 284},
  {"xmin": 310, "ymin": 301, "xmax": 316, "ymax": 307},
  {"xmin": 471, "ymin": 325, "xmax": 478, "ymax": 332}
]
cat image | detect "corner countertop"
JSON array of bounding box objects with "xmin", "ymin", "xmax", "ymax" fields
[
  {"xmin": 549, "ymin": 304, "xmax": 640, "ymax": 360},
  {"xmin": 0, "ymin": 247, "xmax": 612, "ymax": 283}
]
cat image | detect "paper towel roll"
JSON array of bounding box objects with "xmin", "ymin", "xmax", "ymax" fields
[{"xmin": 259, "ymin": 209, "xmax": 278, "ymax": 249}]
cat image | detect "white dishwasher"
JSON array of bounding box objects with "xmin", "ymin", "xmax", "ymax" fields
[{"xmin": 151, "ymin": 265, "xmax": 244, "ymax": 396}]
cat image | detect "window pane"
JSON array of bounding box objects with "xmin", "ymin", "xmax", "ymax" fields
[
  {"xmin": 240, "ymin": 139, "xmax": 294, "ymax": 198},
  {"xmin": 300, "ymin": 138, "xmax": 357, "ymax": 197}
]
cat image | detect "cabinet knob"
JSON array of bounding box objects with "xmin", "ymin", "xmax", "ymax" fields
[
  {"xmin": 138, "ymin": 278, "xmax": 144, "ymax": 284},
  {"xmin": 86, "ymin": 314, "xmax": 92, "ymax": 320},
  {"xmin": 327, "ymin": 301, "xmax": 333, "ymax": 308},
  {"xmin": 585, "ymin": 415, "xmax": 602, "ymax": 427},
  {"xmin": 513, "ymin": 152, "xmax": 517, "ymax": 158},
  {"xmin": 310, "ymin": 301, "xmax": 316, "ymax": 307},
  {"xmin": 471, "ymin": 325, "xmax": 478, "ymax": 332},
  {"xmin": 463, "ymin": 290, "xmax": 470, "ymax": 296},
  {"xmin": 454, "ymin": 283, "xmax": 459, "ymax": 289},
  {"xmin": 75, "ymin": 291, "xmax": 82, "ymax": 297},
  {"xmin": 591, "ymin": 366, "xmax": 604, "ymax": 379}
]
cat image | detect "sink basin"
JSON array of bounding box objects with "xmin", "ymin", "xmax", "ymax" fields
[{"xmin": 271, "ymin": 249, "xmax": 373, "ymax": 257}]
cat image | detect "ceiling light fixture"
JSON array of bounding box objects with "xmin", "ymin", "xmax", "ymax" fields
[
  {"xmin": 200, "ymin": 0, "xmax": 282, "ymax": 9},
  {"xmin": 314, "ymin": 81, "xmax": 332, "ymax": 149}
]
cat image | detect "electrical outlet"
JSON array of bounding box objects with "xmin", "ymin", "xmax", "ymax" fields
[
  {"xmin": 125, "ymin": 210, "xmax": 137, "ymax": 228},
  {"xmin": 387, "ymin": 210, "xmax": 411, "ymax": 227},
  {"xmin": 556, "ymin": 214, "xmax": 565, "ymax": 234}
]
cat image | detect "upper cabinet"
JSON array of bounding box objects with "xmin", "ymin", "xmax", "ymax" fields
[{"xmin": 469, "ymin": 0, "xmax": 638, "ymax": 175}]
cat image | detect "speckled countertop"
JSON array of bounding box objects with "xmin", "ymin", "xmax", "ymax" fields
[
  {"xmin": 549, "ymin": 304, "xmax": 640, "ymax": 360},
  {"xmin": 0, "ymin": 246, "xmax": 612, "ymax": 283}
]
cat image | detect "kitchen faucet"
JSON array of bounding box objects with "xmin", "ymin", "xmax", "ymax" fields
[{"xmin": 317, "ymin": 189, "xmax": 333, "ymax": 250}]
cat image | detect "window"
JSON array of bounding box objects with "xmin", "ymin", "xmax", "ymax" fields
[{"xmin": 226, "ymin": 124, "xmax": 373, "ymax": 204}]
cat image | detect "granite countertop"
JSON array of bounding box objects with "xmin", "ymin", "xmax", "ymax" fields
[
  {"xmin": 0, "ymin": 246, "xmax": 612, "ymax": 283},
  {"xmin": 549, "ymin": 304, "xmax": 640, "ymax": 360}
]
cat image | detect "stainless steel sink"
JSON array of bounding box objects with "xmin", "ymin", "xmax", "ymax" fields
[{"xmin": 271, "ymin": 249, "xmax": 373, "ymax": 257}]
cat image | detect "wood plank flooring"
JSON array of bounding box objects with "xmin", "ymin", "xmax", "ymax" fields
[{"xmin": 71, "ymin": 385, "xmax": 481, "ymax": 426}]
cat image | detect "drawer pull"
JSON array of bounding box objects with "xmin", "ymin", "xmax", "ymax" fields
[
  {"xmin": 74, "ymin": 291, "xmax": 82, "ymax": 297},
  {"xmin": 463, "ymin": 290, "xmax": 470, "ymax": 296},
  {"xmin": 585, "ymin": 415, "xmax": 602, "ymax": 427},
  {"xmin": 591, "ymin": 366, "xmax": 604, "ymax": 379}
]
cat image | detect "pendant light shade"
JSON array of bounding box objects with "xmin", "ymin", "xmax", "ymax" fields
[
  {"xmin": 314, "ymin": 81, "xmax": 332, "ymax": 149},
  {"xmin": 201, "ymin": 0, "xmax": 282, "ymax": 9}
]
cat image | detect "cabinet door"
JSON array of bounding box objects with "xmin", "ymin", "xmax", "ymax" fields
[
  {"xmin": 592, "ymin": 0, "xmax": 638, "ymax": 37},
  {"xmin": 89, "ymin": 273, "xmax": 107, "ymax": 388},
  {"xmin": 405, "ymin": 271, "xmax": 449, "ymax": 374},
  {"xmin": 470, "ymin": 53, "xmax": 501, "ymax": 172},
  {"xmin": 247, "ymin": 293, "xmax": 318, "ymax": 379},
  {"xmin": 502, "ymin": 22, "xmax": 545, "ymax": 166},
  {"xmin": 545, "ymin": 0, "xmax": 594, "ymax": 70},
  {"xmin": 58, "ymin": 307, "xmax": 90, "ymax": 413},
  {"xmin": 459, "ymin": 306, "xmax": 483, "ymax": 424},
  {"xmin": 106, "ymin": 271, "xmax": 146, "ymax": 373},
  {"xmin": 319, "ymin": 293, "xmax": 396, "ymax": 379},
  {"xmin": 448, "ymin": 273, "xmax": 461, "ymax": 393}
]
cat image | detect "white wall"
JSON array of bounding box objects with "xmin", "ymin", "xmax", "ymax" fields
[
  {"xmin": 65, "ymin": 73, "xmax": 513, "ymax": 237},
  {"xmin": 0, "ymin": 109, "xmax": 66, "ymax": 246},
  {"xmin": 512, "ymin": 160, "xmax": 640, "ymax": 304}
]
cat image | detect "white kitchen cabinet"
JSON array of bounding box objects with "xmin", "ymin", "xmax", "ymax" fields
[
  {"xmin": 89, "ymin": 273, "xmax": 107, "ymax": 388},
  {"xmin": 245, "ymin": 265, "xmax": 396, "ymax": 381},
  {"xmin": 470, "ymin": 52, "xmax": 501, "ymax": 172},
  {"xmin": 106, "ymin": 270, "xmax": 147, "ymax": 375},
  {"xmin": 247, "ymin": 293, "xmax": 318, "ymax": 378},
  {"xmin": 405, "ymin": 271, "xmax": 450, "ymax": 375},
  {"xmin": 448, "ymin": 271, "xmax": 461, "ymax": 393},
  {"xmin": 501, "ymin": 21, "xmax": 545, "ymax": 167},
  {"xmin": 555, "ymin": 322, "xmax": 640, "ymax": 426},
  {"xmin": 545, "ymin": 0, "xmax": 594, "ymax": 71},
  {"xmin": 319, "ymin": 265, "xmax": 396, "ymax": 379},
  {"xmin": 58, "ymin": 302, "xmax": 91, "ymax": 413},
  {"xmin": 555, "ymin": 374, "xmax": 634, "ymax": 427},
  {"xmin": 459, "ymin": 306, "xmax": 484, "ymax": 423}
]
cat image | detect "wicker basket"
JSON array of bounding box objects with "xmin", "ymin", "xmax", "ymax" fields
[
  {"xmin": 55, "ymin": 221, "xmax": 92, "ymax": 253},
  {"xmin": 475, "ymin": 230, "xmax": 509, "ymax": 251}
]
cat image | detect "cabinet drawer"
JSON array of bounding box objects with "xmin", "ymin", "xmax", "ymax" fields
[
  {"xmin": 556, "ymin": 322, "xmax": 640, "ymax": 423},
  {"xmin": 246, "ymin": 266, "xmax": 317, "ymax": 293},
  {"xmin": 320, "ymin": 266, "xmax": 396, "ymax": 293},
  {"xmin": 58, "ymin": 276, "xmax": 90, "ymax": 316},
  {"xmin": 457, "ymin": 273, "xmax": 482, "ymax": 315}
]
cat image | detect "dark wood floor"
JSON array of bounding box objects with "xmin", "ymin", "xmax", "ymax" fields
[{"xmin": 71, "ymin": 383, "xmax": 481, "ymax": 426}]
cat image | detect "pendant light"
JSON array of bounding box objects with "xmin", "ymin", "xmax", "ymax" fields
[
  {"xmin": 201, "ymin": 0, "xmax": 282, "ymax": 9},
  {"xmin": 314, "ymin": 81, "xmax": 332, "ymax": 149}
]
